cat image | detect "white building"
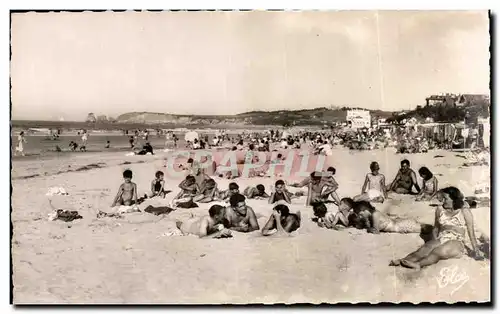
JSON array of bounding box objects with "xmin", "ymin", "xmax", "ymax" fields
[{"xmin": 346, "ymin": 109, "xmax": 371, "ymax": 128}]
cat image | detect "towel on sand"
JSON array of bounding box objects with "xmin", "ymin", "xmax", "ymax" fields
[
  {"xmin": 144, "ymin": 205, "xmax": 175, "ymax": 216},
  {"xmin": 46, "ymin": 187, "xmax": 69, "ymax": 196}
]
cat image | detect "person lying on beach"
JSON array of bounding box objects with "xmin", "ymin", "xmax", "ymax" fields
[
  {"xmin": 261, "ymin": 204, "xmax": 301, "ymax": 236},
  {"xmin": 387, "ymin": 159, "xmax": 421, "ymax": 194},
  {"xmin": 171, "ymin": 175, "xmax": 198, "ymax": 208},
  {"xmin": 219, "ymin": 182, "xmax": 240, "ymax": 202},
  {"xmin": 176, "ymin": 205, "xmax": 232, "ymax": 238},
  {"xmin": 305, "ymin": 172, "xmax": 339, "ymax": 206},
  {"xmin": 224, "ymin": 193, "xmax": 260, "ymax": 233},
  {"xmin": 354, "ymin": 161, "xmax": 388, "ymax": 203},
  {"xmin": 312, "ymin": 200, "xmax": 354, "ymax": 230},
  {"xmin": 390, "ymin": 187, "xmax": 485, "ymax": 270},
  {"xmin": 415, "ymin": 166, "xmax": 438, "ymax": 201},
  {"xmin": 348, "ymin": 197, "xmax": 432, "ymax": 234},
  {"xmin": 243, "ymin": 184, "xmax": 269, "ymax": 200},
  {"xmin": 269, "ymin": 180, "xmax": 292, "ymax": 204},
  {"xmin": 149, "ymin": 171, "xmax": 167, "ymax": 198},
  {"xmin": 111, "ymin": 169, "xmax": 139, "ymax": 209},
  {"xmin": 193, "ymin": 178, "xmax": 219, "ymax": 203}
]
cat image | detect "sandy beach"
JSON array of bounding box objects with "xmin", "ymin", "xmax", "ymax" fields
[{"xmin": 11, "ymin": 147, "xmax": 490, "ymax": 304}]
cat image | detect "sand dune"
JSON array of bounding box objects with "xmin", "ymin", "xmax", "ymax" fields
[{"xmin": 11, "ymin": 147, "xmax": 490, "ymax": 303}]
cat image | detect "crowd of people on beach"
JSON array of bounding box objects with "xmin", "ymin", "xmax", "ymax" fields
[{"xmin": 102, "ymin": 133, "xmax": 489, "ymax": 270}]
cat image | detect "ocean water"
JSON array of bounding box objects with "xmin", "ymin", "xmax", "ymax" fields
[{"xmin": 10, "ymin": 134, "xmax": 191, "ymax": 158}]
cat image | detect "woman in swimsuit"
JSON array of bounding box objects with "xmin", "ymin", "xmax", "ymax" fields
[
  {"xmin": 415, "ymin": 167, "xmax": 438, "ymax": 201},
  {"xmin": 348, "ymin": 198, "xmax": 432, "ymax": 234},
  {"xmin": 355, "ymin": 162, "xmax": 388, "ymax": 203},
  {"xmin": 390, "ymin": 186, "xmax": 484, "ymax": 270}
]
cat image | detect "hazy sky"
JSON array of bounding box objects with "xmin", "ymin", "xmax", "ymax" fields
[{"xmin": 11, "ymin": 11, "xmax": 490, "ymax": 121}]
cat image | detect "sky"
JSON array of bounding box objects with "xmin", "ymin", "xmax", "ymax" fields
[{"xmin": 11, "ymin": 10, "xmax": 490, "ymax": 121}]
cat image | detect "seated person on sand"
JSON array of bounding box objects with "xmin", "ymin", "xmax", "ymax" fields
[
  {"xmin": 415, "ymin": 166, "xmax": 438, "ymax": 202},
  {"xmin": 289, "ymin": 167, "xmax": 338, "ymax": 196},
  {"xmin": 262, "ymin": 204, "xmax": 301, "ymax": 236},
  {"xmin": 312, "ymin": 200, "xmax": 354, "ymax": 230},
  {"xmin": 354, "ymin": 161, "xmax": 388, "ymax": 203},
  {"xmin": 389, "ymin": 187, "xmax": 485, "ymax": 270},
  {"xmin": 305, "ymin": 172, "xmax": 340, "ymax": 206},
  {"xmin": 219, "ymin": 182, "xmax": 240, "ymax": 202},
  {"xmin": 243, "ymin": 184, "xmax": 269, "ymax": 200},
  {"xmin": 171, "ymin": 175, "xmax": 198, "ymax": 207},
  {"xmin": 193, "ymin": 178, "xmax": 219, "ymax": 203},
  {"xmin": 268, "ymin": 180, "xmax": 292, "ymax": 204},
  {"xmin": 149, "ymin": 171, "xmax": 167, "ymax": 198},
  {"xmin": 387, "ymin": 159, "xmax": 421, "ymax": 195},
  {"xmin": 136, "ymin": 142, "xmax": 154, "ymax": 155},
  {"xmin": 348, "ymin": 197, "xmax": 432, "ymax": 234},
  {"xmin": 176, "ymin": 205, "xmax": 232, "ymax": 238},
  {"xmin": 111, "ymin": 169, "xmax": 139, "ymax": 210},
  {"xmin": 224, "ymin": 193, "xmax": 260, "ymax": 233},
  {"xmin": 192, "ymin": 164, "xmax": 212, "ymax": 192}
]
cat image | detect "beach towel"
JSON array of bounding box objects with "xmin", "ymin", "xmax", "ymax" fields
[
  {"xmin": 48, "ymin": 209, "xmax": 82, "ymax": 222},
  {"xmin": 176, "ymin": 200, "xmax": 199, "ymax": 209},
  {"xmin": 144, "ymin": 205, "xmax": 175, "ymax": 216},
  {"xmin": 46, "ymin": 187, "xmax": 69, "ymax": 196}
]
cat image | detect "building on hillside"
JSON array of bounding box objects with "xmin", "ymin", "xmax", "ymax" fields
[
  {"xmin": 457, "ymin": 94, "xmax": 490, "ymax": 107},
  {"xmin": 346, "ymin": 109, "xmax": 371, "ymax": 128},
  {"xmin": 425, "ymin": 93, "xmax": 458, "ymax": 106}
]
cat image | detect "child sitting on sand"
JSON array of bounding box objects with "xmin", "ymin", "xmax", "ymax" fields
[
  {"xmin": 193, "ymin": 178, "xmax": 219, "ymax": 203},
  {"xmin": 219, "ymin": 182, "xmax": 240, "ymax": 202},
  {"xmin": 261, "ymin": 204, "xmax": 301, "ymax": 236},
  {"xmin": 149, "ymin": 171, "xmax": 167, "ymax": 198},
  {"xmin": 171, "ymin": 175, "xmax": 198, "ymax": 208},
  {"xmin": 111, "ymin": 169, "xmax": 139, "ymax": 209},
  {"xmin": 243, "ymin": 184, "xmax": 269, "ymax": 200},
  {"xmin": 354, "ymin": 161, "xmax": 388, "ymax": 203},
  {"xmin": 312, "ymin": 200, "xmax": 354, "ymax": 230},
  {"xmin": 268, "ymin": 180, "xmax": 292, "ymax": 204},
  {"xmin": 415, "ymin": 166, "xmax": 438, "ymax": 201},
  {"xmin": 176, "ymin": 205, "xmax": 232, "ymax": 238}
]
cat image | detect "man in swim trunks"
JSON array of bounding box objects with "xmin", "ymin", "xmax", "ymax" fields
[
  {"xmin": 176, "ymin": 205, "xmax": 232, "ymax": 238},
  {"xmin": 243, "ymin": 184, "xmax": 269, "ymax": 200},
  {"xmin": 268, "ymin": 180, "xmax": 292, "ymax": 204},
  {"xmin": 261, "ymin": 204, "xmax": 301, "ymax": 236},
  {"xmin": 193, "ymin": 178, "xmax": 219, "ymax": 203},
  {"xmin": 305, "ymin": 172, "xmax": 339, "ymax": 206},
  {"xmin": 224, "ymin": 194, "xmax": 260, "ymax": 233},
  {"xmin": 388, "ymin": 159, "xmax": 421, "ymax": 194}
]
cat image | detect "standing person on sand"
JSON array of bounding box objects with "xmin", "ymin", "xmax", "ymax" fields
[
  {"xmin": 15, "ymin": 131, "xmax": 27, "ymax": 156},
  {"xmin": 390, "ymin": 186, "xmax": 485, "ymax": 270},
  {"xmin": 224, "ymin": 194, "xmax": 260, "ymax": 233}
]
